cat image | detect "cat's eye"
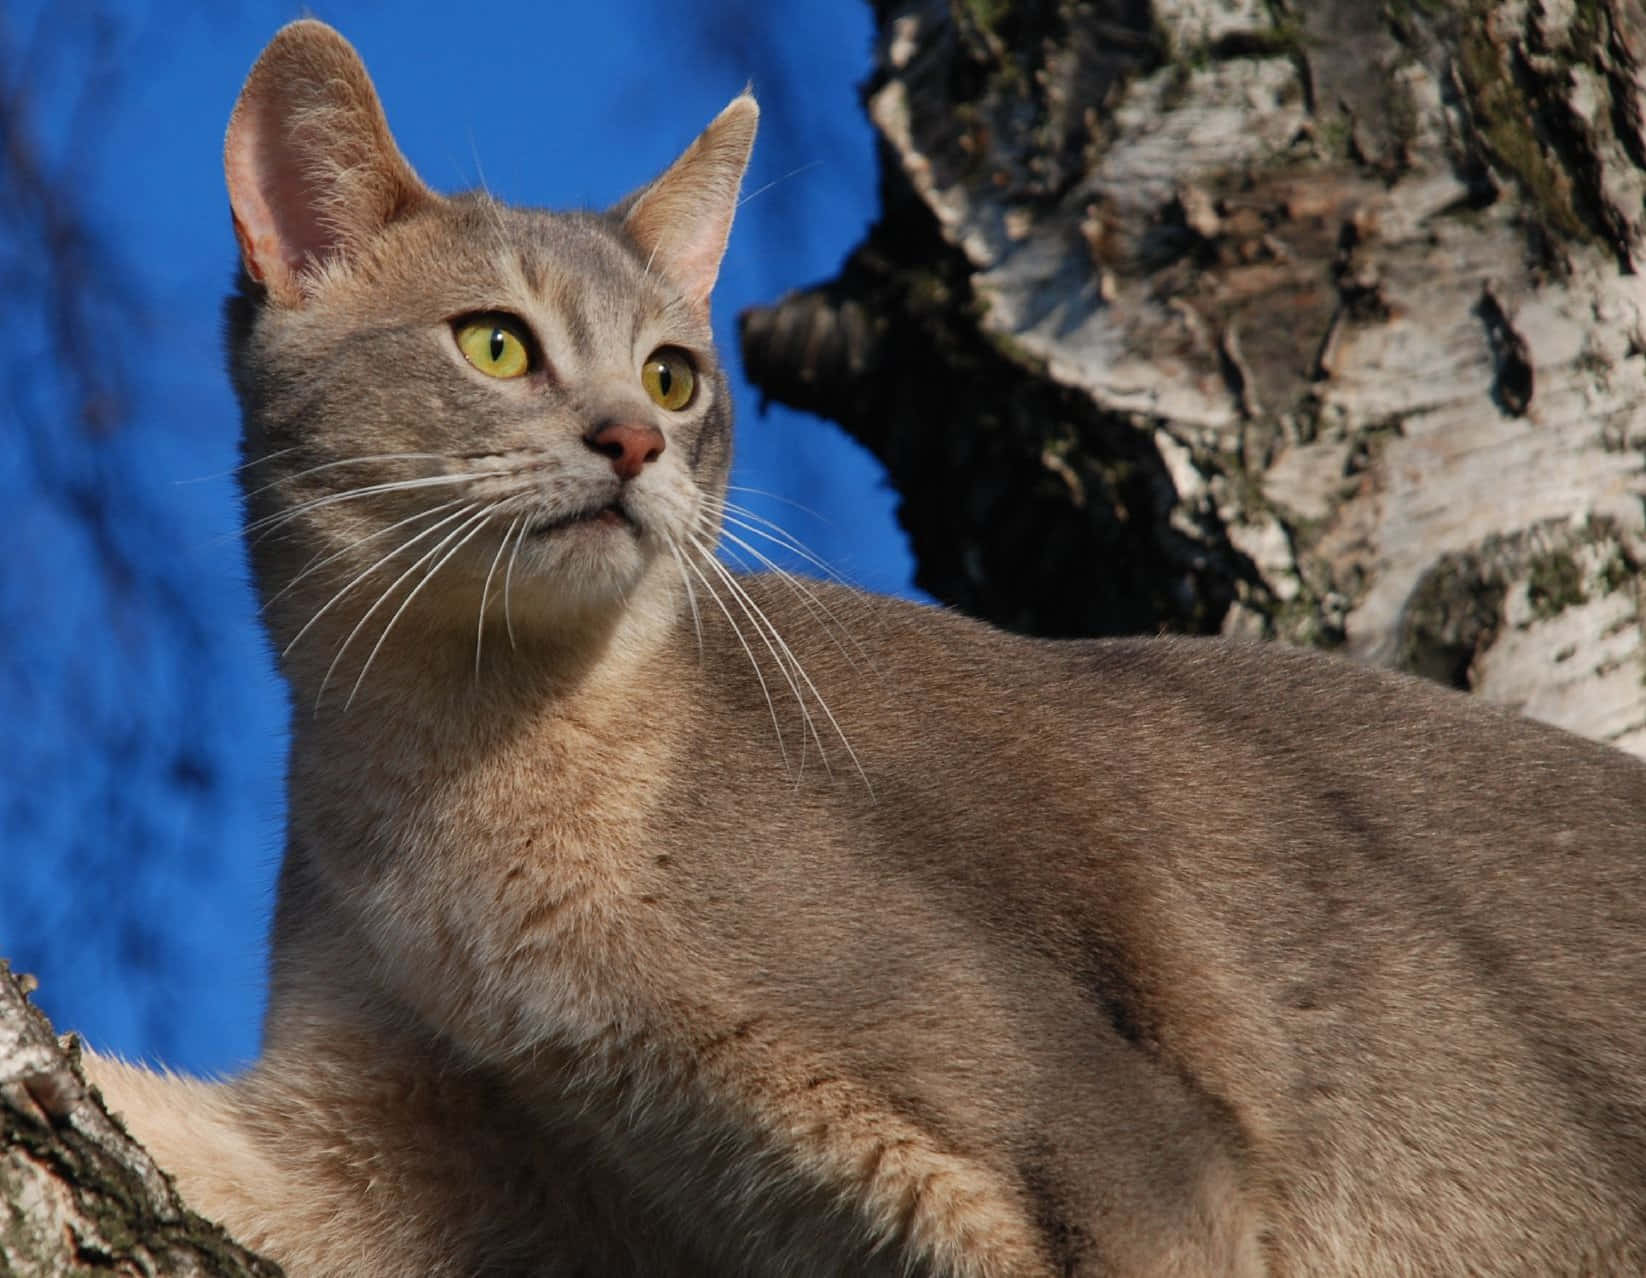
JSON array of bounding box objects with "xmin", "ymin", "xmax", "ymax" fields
[
  {"xmin": 641, "ymin": 348, "xmax": 696, "ymax": 411},
  {"xmin": 454, "ymin": 315, "xmax": 532, "ymax": 379}
]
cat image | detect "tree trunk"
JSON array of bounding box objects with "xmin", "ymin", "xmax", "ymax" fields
[
  {"xmin": 742, "ymin": 0, "xmax": 1646, "ymax": 756},
  {"xmin": 0, "ymin": 963, "xmax": 278, "ymax": 1276}
]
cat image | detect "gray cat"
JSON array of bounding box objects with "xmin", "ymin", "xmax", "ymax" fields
[{"xmin": 87, "ymin": 20, "xmax": 1646, "ymax": 1277}]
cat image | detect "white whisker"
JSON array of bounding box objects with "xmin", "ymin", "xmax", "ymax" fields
[
  {"xmin": 503, "ymin": 516, "xmax": 530, "ymax": 650},
  {"xmin": 265, "ymin": 499, "xmax": 470, "ymax": 614},
  {"xmin": 689, "ymin": 536, "xmax": 820, "ymax": 775},
  {"xmin": 712, "ymin": 501, "xmax": 850, "ymax": 586},
  {"xmin": 680, "ymin": 552, "xmax": 790, "ymax": 775},
  {"xmin": 665, "ymin": 539, "xmax": 705, "ymax": 663},
  {"xmin": 348, "ymin": 506, "xmax": 500, "ymax": 708},
  {"xmin": 699, "ymin": 498, "xmax": 872, "ymax": 669},
  {"xmin": 175, "ymin": 445, "xmax": 303, "ymax": 484},
  {"xmin": 713, "ymin": 525, "xmax": 867, "ymax": 672},
  {"xmin": 737, "ymin": 160, "xmax": 822, "ymax": 209},
  {"xmin": 465, "ymin": 149, "xmax": 519, "ymax": 254},
  {"xmin": 319, "ymin": 504, "xmax": 493, "ymax": 707},
  {"xmin": 691, "ymin": 534, "xmax": 872, "ymax": 796},
  {"xmin": 476, "ymin": 515, "xmax": 523, "ymax": 677},
  {"xmin": 723, "ymin": 484, "xmax": 828, "ymax": 522},
  {"xmin": 244, "ymin": 471, "xmax": 512, "ymax": 543},
  {"xmin": 283, "ymin": 502, "xmax": 482, "ymax": 661},
  {"xmin": 239, "ymin": 452, "xmax": 461, "ymax": 502}
]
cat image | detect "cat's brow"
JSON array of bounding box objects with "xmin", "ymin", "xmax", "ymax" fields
[
  {"xmin": 559, "ymin": 291, "xmax": 596, "ymax": 364},
  {"xmin": 514, "ymin": 249, "xmax": 546, "ymax": 298}
]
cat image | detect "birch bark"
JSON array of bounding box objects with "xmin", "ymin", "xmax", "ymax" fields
[
  {"xmin": 0, "ymin": 963, "xmax": 276, "ymax": 1275},
  {"xmin": 744, "ymin": 0, "xmax": 1646, "ymax": 755}
]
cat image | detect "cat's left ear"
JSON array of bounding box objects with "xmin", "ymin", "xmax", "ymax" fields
[
  {"xmin": 620, "ymin": 93, "xmax": 758, "ymax": 314},
  {"xmin": 225, "ymin": 21, "xmax": 432, "ymax": 306}
]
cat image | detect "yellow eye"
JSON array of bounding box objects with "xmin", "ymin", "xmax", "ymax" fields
[
  {"xmin": 641, "ymin": 348, "xmax": 696, "ymax": 411},
  {"xmin": 455, "ymin": 316, "xmax": 531, "ymax": 379}
]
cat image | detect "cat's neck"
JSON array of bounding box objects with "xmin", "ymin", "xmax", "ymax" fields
[
  {"xmin": 270, "ymin": 558, "xmax": 687, "ymax": 731},
  {"xmin": 273, "ymin": 559, "xmax": 691, "ymax": 893},
  {"xmin": 270, "ymin": 559, "xmax": 700, "ymax": 1057}
]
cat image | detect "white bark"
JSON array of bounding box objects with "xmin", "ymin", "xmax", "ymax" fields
[
  {"xmin": 861, "ymin": 0, "xmax": 1646, "ymax": 753},
  {"xmin": 0, "ymin": 964, "xmax": 275, "ymax": 1276}
]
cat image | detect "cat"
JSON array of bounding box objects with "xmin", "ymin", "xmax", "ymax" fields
[{"xmin": 82, "ymin": 18, "xmax": 1646, "ymax": 1278}]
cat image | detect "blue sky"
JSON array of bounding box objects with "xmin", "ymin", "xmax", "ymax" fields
[{"xmin": 2, "ymin": 0, "xmax": 914, "ymax": 1074}]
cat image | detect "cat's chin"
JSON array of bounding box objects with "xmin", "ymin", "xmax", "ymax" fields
[{"xmin": 515, "ymin": 517, "xmax": 657, "ymax": 615}]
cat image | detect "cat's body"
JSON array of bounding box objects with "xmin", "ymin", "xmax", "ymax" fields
[{"xmin": 84, "ymin": 21, "xmax": 1646, "ymax": 1277}]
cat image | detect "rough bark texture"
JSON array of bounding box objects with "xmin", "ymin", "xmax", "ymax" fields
[
  {"xmin": 0, "ymin": 963, "xmax": 279, "ymax": 1277},
  {"xmin": 743, "ymin": 0, "xmax": 1646, "ymax": 756}
]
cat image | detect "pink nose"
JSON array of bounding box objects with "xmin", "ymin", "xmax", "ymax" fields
[{"xmin": 584, "ymin": 421, "xmax": 665, "ymax": 481}]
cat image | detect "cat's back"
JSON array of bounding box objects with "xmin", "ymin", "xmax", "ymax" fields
[
  {"xmin": 697, "ymin": 572, "xmax": 1646, "ymax": 816},
  {"xmin": 720, "ymin": 576, "xmax": 1646, "ymax": 960},
  {"xmin": 672, "ymin": 575, "xmax": 1646, "ymax": 1273},
  {"xmin": 688, "ymin": 574, "xmax": 1646, "ymax": 974}
]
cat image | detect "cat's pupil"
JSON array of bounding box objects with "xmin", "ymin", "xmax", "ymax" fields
[
  {"xmin": 488, "ymin": 329, "xmax": 505, "ymax": 362},
  {"xmin": 656, "ymin": 363, "xmax": 672, "ymax": 395}
]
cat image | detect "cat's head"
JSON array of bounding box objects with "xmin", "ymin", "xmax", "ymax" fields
[{"xmin": 223, "ymin": 21, "xmax": 755, "ymax": 692}]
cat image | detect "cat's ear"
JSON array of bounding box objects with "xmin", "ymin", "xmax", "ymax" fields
[
  {"xmin": 225, "ymin": 21, "xmax": 432, "ymax": 307},
  {"xmin": 620, "ymin": 93, "xmax": 758, "ymax": 314}
]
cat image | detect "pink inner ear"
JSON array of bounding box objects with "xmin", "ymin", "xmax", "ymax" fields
[
  {"xmin": 259, "ymin": 147, "xmax": 339, "ymax": 276},
  {"xmin": 631, "ymin": 205, "xmax": 728, "ymax": 311},
  {"xmin": 622, "ymin": 94, "xmax": 757, "ymax": 314},
  {"xmin": 224, "ymin": 22, "xmax": 431, "ymax": 305},
  {"xmin": 226, "ymin": 92, "xmax": 342, "ymax": 294},
  {"xmin": 624, "ymin": 171, "xmax": 743, "ymax": 313}
]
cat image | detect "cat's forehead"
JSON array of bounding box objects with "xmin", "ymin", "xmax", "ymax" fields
[{"xmin": 442, "ymin": 195, "xmax": 693, "ymax": 334}]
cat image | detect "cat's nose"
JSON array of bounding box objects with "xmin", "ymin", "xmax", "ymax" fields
[{"xmin": 583, "ymin": 421, "xmax": 665, "ymax": 481}]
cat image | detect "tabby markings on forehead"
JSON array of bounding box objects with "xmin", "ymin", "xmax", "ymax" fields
[
  {"xmin": 518, "ymin": 247, "xmax": 608, "ymax": 367},
  {"xmin": 486, "ymin": 250, "xmax": 596, "ymax": 372},
  {"xmin": 513, "ymin": 245, "xmax": 546, "ymax": 299},
  {"xmin": 560, "ymin": 292, "xmax": 597, "ymax": 366}
]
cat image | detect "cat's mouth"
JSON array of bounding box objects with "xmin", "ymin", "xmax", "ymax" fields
[{"xmin": 527, "ymin": 501, "xmax": 638, "ymax": 538}]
